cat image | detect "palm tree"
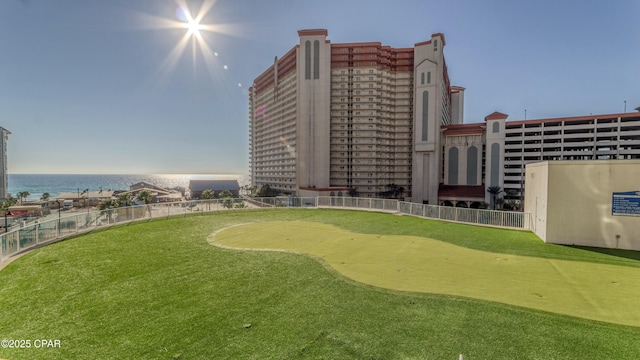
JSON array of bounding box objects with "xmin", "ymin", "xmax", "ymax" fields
[
  {"xmin": 3, "ymin": 194, "xmax": 17, "ymax": 207},
  {"xmin": 219, "ymin": 190, "xmax": 234, "ymax": 209},
  {"xmin": 98, "ymin": 199, "xmax": 117, "ymax": 210},
  {"xmin": 201, "ymin": 189, "xmax": 215, "ymax": 210},
  {"xmin": 135, "ymin": 190, "xmax": 152, "ymax": 205},
  {"xmin": 40, "ymin": 192, "xmax": 50, "ymax": 202},
  {"xmin": 201, "ymin": 189, "xmax": 215, "ymax": 200},
  {"xmin": 17, "ymin": 191, "xmax": 30, "ymax": 205},
  {"xmin": 116, "ymin": 193, "xmax": 132, "ymax": 207},
  {"xmin": 486, "ymin": 186, "xmax": 503, "ymax": 210}
]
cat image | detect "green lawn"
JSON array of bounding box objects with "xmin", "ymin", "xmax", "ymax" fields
[{"xmin": 0, "ymin": 209, "xmax": 638, "ymax": 359}]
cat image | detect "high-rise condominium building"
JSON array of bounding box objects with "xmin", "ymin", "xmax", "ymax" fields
[
  {"xmin": 249, "ymin": 29, "xmax": 463, "ymax": 202},
  {"xmin": 0, "ymin": 127, "xmax": 10, "ymax": 199},
  {"xmin": 249, "ymin": 29, "xmax": 640, "ymax": 206}
]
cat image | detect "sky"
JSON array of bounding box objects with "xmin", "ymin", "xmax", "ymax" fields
[{"xmin": 1, "ymin": 0, "xmax": 638, "ymax": 175}]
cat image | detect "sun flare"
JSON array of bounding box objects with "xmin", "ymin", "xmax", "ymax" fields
[
  {"xmin": 133, "ymin": 0, "xmax": 242, "ymax": 85},
  {"xmin": 186, "ymin": 18, "xmax": 202, "ymax": 37}
]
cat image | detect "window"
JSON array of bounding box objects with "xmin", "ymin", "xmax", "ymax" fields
[
  {"xmin": 304, "ymin": 41, "xmax": 311, "ymax": 79},
  {"xmin": 421, "ymin": 72, "xmax": 425, "ymax": 85},
  {"xmin": 422, "ymin": 91, "xmax": 429, "ymax": 141},
  {"xmin": 490, "ymin": 143, "xmax": 500, "ymax": 186},
  {"xmin": 467, "ymin": 146, "xmax": 478, "ymax": 185},
  {"xmin": 427, "ymin": 72, "xmax": 431, "ymax": 84},
  {"xmin": 313, "ymin": 40, "xmax": 320, "ymax": 79}
]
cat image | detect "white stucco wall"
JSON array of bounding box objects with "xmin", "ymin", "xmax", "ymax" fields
[{"xmin": 525, "ymin": 160, "xmax": 640, "ymax": 250}]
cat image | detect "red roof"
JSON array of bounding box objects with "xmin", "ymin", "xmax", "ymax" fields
[
  {"xmin": 438, "ymin": 184, "xmax": 485, "ymax": 198},
  {"xmin": 442, "ymin": 123, "xmax": 485, "ymax": 135},
  {"xmin": 484, "ymin": 112, "xmax": 509, "ymax": 121},
  {"xmin": 297, "ymin": 29, "xmax": 328, "ymax": 36}
]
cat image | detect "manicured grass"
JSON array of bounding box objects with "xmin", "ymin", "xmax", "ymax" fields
[
  {"xmin": 0, "ymin": 209, "xmax": 638, "ymax": 359},
  {"xmin": 214, "ymin": 221, "xmax": 640, "ymax": 326}
]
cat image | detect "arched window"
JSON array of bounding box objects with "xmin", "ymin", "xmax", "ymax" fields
[
  {"xmin": 490, "ymin": 143, "xmax": 500, "ymax": 186},
  {"xmin": 493, "ymin": 122, "xmax": 500, "ymax": 133},
  {"xmin": 448, "ymin": 147, "xmax": 459, "ymax": 185},
  {"xmin": 422, "ymin": 91, "xmax": 429, "ymax": 141},
  {"xmin": 467, "ymin": 146, "xmax": 478, "ymax": 185},
  {"xmin": 313, "ymin": 40, "xmax": 320, "ymax": 79},
  {"xmin": 304, "ymin": 41, "xmax": 311, "ymax": 80}
]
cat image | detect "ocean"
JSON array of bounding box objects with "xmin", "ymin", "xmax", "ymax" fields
[{"xmin": 7, "ymin": 174, "xmax": 248, "ymax": 200}]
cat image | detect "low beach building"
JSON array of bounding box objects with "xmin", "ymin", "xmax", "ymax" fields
[
  {"xmin": 57, "ymin": 190, "xmax": 115, "ymax": 208},
  {"xmin": 189, "ymin": 180, "xmax": 240, "ymax": 199}
]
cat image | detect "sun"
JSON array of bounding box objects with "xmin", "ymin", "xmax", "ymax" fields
[
  {"xmin": 186, "ymin": 17, "xmax": 202, "ymax": 38},
  {"xmin": 132, "ymin": 0, "xmax": 241, "ymax": 84}
]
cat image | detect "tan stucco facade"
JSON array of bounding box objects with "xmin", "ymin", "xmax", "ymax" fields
[{"xmin": 525, "ymin": 160, "xmax": 640, "ymax": 250}]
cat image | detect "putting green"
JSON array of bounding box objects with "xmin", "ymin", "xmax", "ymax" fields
[{"xmin": 212, "ymin": 221, "xmax": 640, "ymax": 326}]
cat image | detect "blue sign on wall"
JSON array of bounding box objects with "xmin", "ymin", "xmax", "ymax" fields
[{"xmin": 612, "ymin": 191, "xmax": 640, "ymax": 217}]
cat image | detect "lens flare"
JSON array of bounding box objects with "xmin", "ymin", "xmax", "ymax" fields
[{"xmin": 131, "ymin": 0, "xmax": 246, "ymax": 88}]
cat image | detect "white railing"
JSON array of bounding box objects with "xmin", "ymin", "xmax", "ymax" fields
[
  {"xmin": 1, "ymin": 198, "xmax": 249, "ymax": 262},
  {"xmin": 317, "ymin": 197, "xmax": 530, "ymax": 229},
  {"xmin": 1, "ymin": 197, "xmax": 531, "ymax": 263}
]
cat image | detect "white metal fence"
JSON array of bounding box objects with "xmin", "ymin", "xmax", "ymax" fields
[
  {"xmin": 1, "ymin": 197, "xmax": 531, "ymax": 263},
  {"xmin": 316, "ymin": 197, "xmax": 530, "ymax": 229}
]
